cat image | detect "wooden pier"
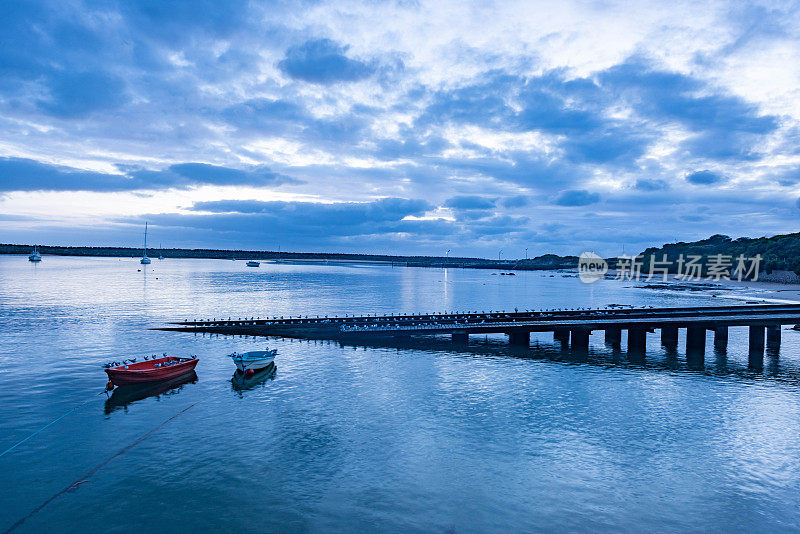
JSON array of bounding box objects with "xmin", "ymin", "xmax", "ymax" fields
[{"xmin": 160, "ymin": 304, "xmax": 800, "ymax": 366}]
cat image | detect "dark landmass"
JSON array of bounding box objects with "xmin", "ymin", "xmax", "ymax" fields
[
  {"xmin": 639, "ymin": 233, "xmax": 800, "ymax": 277},
  {"xmin": 5, "ymin": 232, "xmax": 798, "ymax": 276},
  {"xmin": 0, "ymin": 244, "xmax": 577, "ymax": 271}
]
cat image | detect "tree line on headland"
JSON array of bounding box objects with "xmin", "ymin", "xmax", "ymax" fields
[
  {"xmin": 638, "ymin": 233, "xmax": 800, "ymax": 276},
  {"xmin": 2, "ymin": 232, "xmax": 799, "ymax": 274}
]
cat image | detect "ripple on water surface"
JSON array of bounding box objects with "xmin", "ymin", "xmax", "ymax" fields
[{"xmin": 0, "ymin": 257, "xmax": 799, "ymax": 532}]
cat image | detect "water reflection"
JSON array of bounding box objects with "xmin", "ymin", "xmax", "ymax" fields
[
  {"xmin": 104, "ymin": 371, "xmax": 198, "ymax": 414},
  {"xmin": 317, "ymin": 334, "xmax": 800, "ymax": 385},
  {"xmin": 230, "ymin": 364, "xmax": 276, "ymax": 394}
]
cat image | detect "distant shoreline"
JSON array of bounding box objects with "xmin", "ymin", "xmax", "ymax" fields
[{"xmin": 0, "ymin": 244, "xmax": 578, "ymax": 271}]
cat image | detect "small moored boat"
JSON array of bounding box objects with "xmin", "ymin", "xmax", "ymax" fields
[
  {"xmin": 28, "ymin": 246, "xmax": 42, "ymax": 262},
  {"xmin": 230, "ymin": 349, "xmax": 276, "ymax": 375},
  {"xmin": 140, "ymin": 222, "xmax": 151, "ymax": 264},
  {"xmin": 105, "ymin": 355, "xmax": 198, "ymax": 387},
  {"xmin": 246, "ymin": 261, "xmax": 260, "ymax": 267}
]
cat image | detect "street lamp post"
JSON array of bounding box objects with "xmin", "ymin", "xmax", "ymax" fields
[{"xmin": 498, "ymin": 249, "xmax": 503, "ymax": 261}]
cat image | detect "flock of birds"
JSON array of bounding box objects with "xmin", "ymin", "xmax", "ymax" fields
[{"xmin": 103, "ymin": 353, "xmax": 168, "ymax": 368}]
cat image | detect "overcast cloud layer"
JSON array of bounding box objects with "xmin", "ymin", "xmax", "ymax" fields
[{"xmin": 1, "ymin": 0, "xmax": 799, "ymax": 256}]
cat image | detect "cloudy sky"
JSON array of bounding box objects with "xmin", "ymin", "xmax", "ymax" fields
[{"xmin": 1, "ymin": 0, "xmax": 799, "ymax": 257}]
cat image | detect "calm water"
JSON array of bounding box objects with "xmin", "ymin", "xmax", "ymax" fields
[{"xmin": 1, "ymin": 256, "xmax": 799, "ymax": 532}]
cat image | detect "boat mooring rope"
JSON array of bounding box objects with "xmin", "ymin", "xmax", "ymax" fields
[
  {"xmin": 0, "ymin": 391, "xmax": 106, "ymax": 459},
  {"xmin": 3, "ymin": 402, "xmax": 198, "ymax": 534}
]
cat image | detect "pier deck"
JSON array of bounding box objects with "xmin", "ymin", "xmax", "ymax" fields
[{"xmin": 160, "ymin": 304, "xmax": 800, "ymax": 364}]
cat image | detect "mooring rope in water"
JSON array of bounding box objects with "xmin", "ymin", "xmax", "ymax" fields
[
  {"xmin": 2, "ymin": 402, "xmax": 198, "ymax": 534},
  {"xmin": 0, "ymin": 391, "xmax": 107, "ymax": 460}
]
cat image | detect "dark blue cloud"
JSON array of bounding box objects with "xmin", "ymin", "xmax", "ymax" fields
[
  {"xmin": 222, "ymin": 97, "xmax": 374, "ymax": 147},
  {"xmin": 120, "ymin": 0, "xmax": 255, "ymax": 40},
  {"xmin": 419, "ymin": 72, "xmax": 516, "ymax": 129},
  {"xmin": 418, "ymin": 70, "xmax": 650, "ymax": 167},
  {"xmin": 499, "ymin": 195, "xmax": 530, "ymax": 208},
  {"xmin": 0, "ymin": 158, "xmax": 296, "ymax": 192},
  {"xmin": 554, "ymin": 189, "xmax": 600, "ymax": 206},
  {"xmin": 414, "ymin": 59, "xmax": 777, "ymax": 174},
  {"xmin": 599, "ymin": 58, "xmax": 778, "ymax": 160},
  {"xmin": 444, "ymin": 196, "xmax": 496, "ymax": 210},
  {"xmin": 278, "ymin": 39, "xmax": 376, "ymax": 84},
  {"xmin": 0, "ymin": 158, "xmax": 131, "ymax": 192},
  {"xmin": 135, "ymin": 197, "xmax": 439, "ymax": 241},
  {"xmin": 468, "ymin": 215, "xmax": 530, "ymax": 235},
  {"xmin": 374, "ymin": 133, "xmax": 450, "ymax": 160},
  {"xmin": 121, "ymin": 196, "xmax": 535, "ymax": 250},
  {"xmin": 192, "ymin": 197, "xmax": 431, "ymax": 220},
  {"xmin": 561, "ymin": 127, "xmax": 650, "ymax": 165},
  {"xmin": 221, "ymin": 98, "xmax": 308, "ymax": 134},
  {"xmin": 424, "ymin": 152, "xmax": 580, "ymax": 190},
  {"xmin": 37, "ymin": 70, "xmax": 129, "ymax": 118},
  {"xmin": 685, "ymin": 170, "xmax": 724, "ymax": 185},
  {"xmin": 634, "ymin": 179, "xmax": 669, "ymax": 191}
]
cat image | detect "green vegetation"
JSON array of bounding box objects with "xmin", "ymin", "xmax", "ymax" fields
[{"xmin": 639, "ymin": 233, "xmax": 800, "ymax": 277}]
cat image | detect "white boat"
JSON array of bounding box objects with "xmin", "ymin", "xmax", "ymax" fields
[
  {"xmin": 140, "ymin": 222, "xmax": 151, "ymax": 264},
  {"xmin": 230, "ymin": 349, "xmax": 277, "ymax": 373},
  {"xmin": 28, "ymin": 245, "xmax": 41, "ymax": 262}
]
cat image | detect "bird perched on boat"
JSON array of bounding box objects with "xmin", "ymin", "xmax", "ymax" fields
[{"xmin": 130, "ymin": 358, "xmax": 137, "ymax": 363}]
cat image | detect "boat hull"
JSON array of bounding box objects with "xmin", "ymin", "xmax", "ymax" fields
[
  {"xmin": 105, "ymin": 357, "xmax": 198, "ymax": 386},
  {"xmin": 233, "ymin": 355, "xmax": 275, "ymax": 372}
]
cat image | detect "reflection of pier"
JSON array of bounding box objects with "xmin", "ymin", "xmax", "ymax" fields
[{"xmin": 160, "ymin": 304, "xmax": 800, "ymax": 367}]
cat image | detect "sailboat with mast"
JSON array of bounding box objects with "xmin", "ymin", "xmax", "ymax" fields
[
  {"xmin": 140, "ymin": 222, "xmax": 151, "ymax": 264},
  {"xmin": 28, "ymin": 245, "xmax": 42, "ymax": 262}
]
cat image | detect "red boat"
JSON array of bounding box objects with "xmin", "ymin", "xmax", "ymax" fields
[{"xmin": 105, "ymin": 356, "xmax": 198, "ymax": 387}]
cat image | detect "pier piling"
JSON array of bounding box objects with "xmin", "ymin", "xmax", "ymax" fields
[
  {"xmin": 686, "ymin": 327, "xmax": 706, "ymax": 367},
  {"xmin": 766, "ymin": 325, "xmax": 781, "ymax": 350},
  {"xmin": 452, "ymin": 332, "xmax": 468, "ymax": 344},
  {"xmin": 604, "ymin": 327, "xmax": 622, "ymax": 346},
  {"xmin": 554, "ymin": 328, "xmax": 570, "ymax": 344},
  {"xmin": 508, "ymin": 328, "xmax": 530, "ymax": 346},
  {"xmin": 713, "ymin": 326, "xmax": 728, "ymax": 351},
  {"xmin": 749, "ymin": 325, "xmax": 765, "ymax": 368},
  {"xmin": 660, "ymin": 326, "xmax": 678, "ymax": 348},
  {"xmin": 628, "ymin": 327, "xmax": 646, "ymax": 353},
  {"xmin": 570, "ymin": 327, "xmax": 590, "ymax": 350}
]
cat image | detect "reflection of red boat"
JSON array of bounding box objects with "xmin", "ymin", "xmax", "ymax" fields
[
  {"xmin": 105, "ymin": 371, "xmax": 198, "ymax": 414},
  {"xmin": 105, "ymin": 356, "xmax": 198, "ymax": 386}
]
